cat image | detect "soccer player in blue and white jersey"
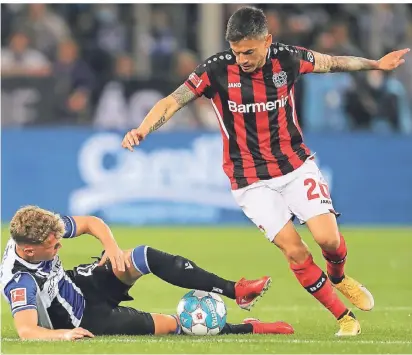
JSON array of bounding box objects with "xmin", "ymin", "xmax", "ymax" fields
[{"xmin": 0, "ymin": 205, "xmax": 294, "ymax": 340}]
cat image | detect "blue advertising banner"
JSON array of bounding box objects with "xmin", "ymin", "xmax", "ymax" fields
[{"xmin": 2, "ymin": 129, "xmax": 411, "ymax": 225}]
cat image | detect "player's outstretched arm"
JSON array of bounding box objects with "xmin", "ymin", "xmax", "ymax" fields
[
  {"xmin": 121, "ymin": 84, "xmax": 198, "ymax": 151},
  {"xmin": 312, "ymin": 48, "xmax": 410, "ymax": 73},
  {"xmin": 14, "ymin": 309, "xmax": 94, "ymax": 340}
]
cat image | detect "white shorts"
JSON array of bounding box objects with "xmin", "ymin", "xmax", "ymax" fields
[{"xmin": 232, "ymin": 159, "xmax": 337, "ymax": 242}]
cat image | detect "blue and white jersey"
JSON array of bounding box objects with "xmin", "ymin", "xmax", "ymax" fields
[{"xmin": 0, "ymin": 216, "xmax": 85, "ymax": 329}]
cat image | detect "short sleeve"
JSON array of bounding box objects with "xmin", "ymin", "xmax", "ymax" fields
[
  {"xmin": 276, "ymin": 43, "xmax": 315, "ymax": 76},
  {"xmin": 4, "ymin": 273, "xmax": 38, "ymax": 316},
  {"xmin": 61, "ymin": 215, "xmax": 77, "ymax": 239},
  {"xmin": 184, "ymin": 63, "xmax": 214, "ymax": 99},
  {"xmin": 289, "ymin": 45, "xmax": 315, "ymax": 75}
]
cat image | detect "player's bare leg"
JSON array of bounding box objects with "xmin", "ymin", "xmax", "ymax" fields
[
  {"xmin": 272, "ymin": 220, "xmax": 361, "ymax": 335},
  {"xmin": 110, "ymin": 249, "xmax": 143, "ymax": 285},
  {"xmin": 306, "ymin": 213, "xmax": 374, "ymax": 312},
  {"xmin": 151, "ymin": 314, "xmax": 181, "ymax": 334},
  {"xmin": 109, "ymin": 247, "xmax": 270, "ymax": 311}
]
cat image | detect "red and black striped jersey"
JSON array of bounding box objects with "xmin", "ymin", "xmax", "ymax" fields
[{"xmin": 184, "ymin": 43, "xmax": 315, "ymax": 190}]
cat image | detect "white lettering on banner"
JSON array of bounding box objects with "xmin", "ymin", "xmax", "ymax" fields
[
  {"xmin": 94, "ymin": 85, "xmax": 164, "ymax": 129},
  {"xmin": 69, "ymin": 134, "xmax": 239, "ymax": 215}
]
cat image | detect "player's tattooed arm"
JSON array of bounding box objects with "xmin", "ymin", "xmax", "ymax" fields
[
  {"xmin": 312, "ymin": 48, "xmax": 410, "ymax": 73},
  {"xmin": 144, "ymin": 84, "xmax": 197, "ymax": 133},
  {"xmin": 312, "ymin": 52, "xmax": 378, "ymax": 73},
  {"xmin": 145, "ymin": 84, "xmax": 197, "ymax": 134},
  {"xmin": 149, "ymin": 109, "xmax": 167, "ymax": 133},
  {"xmin": 122, "ymin": 84, "xmax": 198, "ymax": 151},
  {"xmin": 170, "ymin": 84, "xmax": 198, "ymax": 109}
]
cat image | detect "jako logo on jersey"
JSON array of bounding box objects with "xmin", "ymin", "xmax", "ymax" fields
[
  {"xmin": 228, "ymin": 96, "xmax": 288, "ymax": 113},
  {"xmin": 228, "ymin": 82, "xmax": 241, "ymax": 88}
]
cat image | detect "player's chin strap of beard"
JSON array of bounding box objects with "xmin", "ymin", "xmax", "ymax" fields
[{"xmin": 131, "ymin": 245, "xmax": 236, "ymax": 299}]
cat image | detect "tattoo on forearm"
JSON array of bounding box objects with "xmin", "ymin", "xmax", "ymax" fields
[
  {"xmin": 149, "ymin": 109, "xmax": 167, "ymax": 133},
  {"xmin": 171, "ymin": 84, "xmax": 197, "ymax": 108},
  {"xmin": 314, "ymin": 53, "xmax": 378, "ymax": 73}
]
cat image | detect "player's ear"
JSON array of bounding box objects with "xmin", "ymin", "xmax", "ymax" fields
[
  {"xmin": 265, "ymin": 34, "xmax": 272, "ymax": 48},
  {"xmin": 22, "ymin": 246, "xmax": 35, "ymax": 257}
]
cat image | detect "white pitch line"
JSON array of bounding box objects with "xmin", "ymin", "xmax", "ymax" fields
[
  {"xmin": 2, "ymin": 338, "xmax": 412, "ymax": 345},
  {"xmin": 253, "ymin": 306, "xmax": 412, "ymax": 312},
  {"xmin": 4, "ymin": 305, "xmax": 408, "ymax": 316},
  {"xmin": 144, "ymin": 306, "xmax": 412, "ymax": 313}
]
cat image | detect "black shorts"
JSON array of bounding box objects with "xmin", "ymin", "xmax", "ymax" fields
[{"xmin": 66, "ymin": 257, "xmax": 155, "ymax": 336}]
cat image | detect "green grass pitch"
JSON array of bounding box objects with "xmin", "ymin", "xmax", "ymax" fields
[{"xmin": 1, "ymin": 225, "xmax": 412, "ymax": 354}]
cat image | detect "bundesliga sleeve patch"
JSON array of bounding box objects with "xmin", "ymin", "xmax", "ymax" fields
[
  {"xmin": 188, "ymin": 73, "xmax": 203, "ymax": 88},
  {"xmin": 10, "ymin": 288, "xmax": 27, "ymax": 309},
  {"xmin": 306, "ymin": 51, "xmax": 314, "ymax": 63}
]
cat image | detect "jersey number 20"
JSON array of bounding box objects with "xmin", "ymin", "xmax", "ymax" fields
[{"xmin": 304, "ymin": 178, "xmax": 330, "ymax": 200}]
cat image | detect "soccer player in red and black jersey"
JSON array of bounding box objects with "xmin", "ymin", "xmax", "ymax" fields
[{"xmin": 122, "ymin": 7, "xmax": 410, "ymax": 336}]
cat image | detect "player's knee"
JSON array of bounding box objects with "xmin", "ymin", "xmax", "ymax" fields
[
  {"xmin": 284, "ymin": 245, "xmax": 310, "ymax": 264},
  {"xmin": 316, "ymin": 233, "xmax": 340, "ymax": 251}
]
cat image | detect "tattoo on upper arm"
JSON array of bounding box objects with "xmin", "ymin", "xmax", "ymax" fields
[
  {"xmin": 147, "ymin": 84, "xmax": 197, "ymax": 134},
  {"xmin": 313, "ymin": 53, "xmax": 335, "ymax": 73},
  {"xmin": 314, "ymin": 52, "xmax": 377, "ymax": 73},
  {"xmin": 149, "ymin": 109, "xmax": 167, "ymax": 133},
  {"xmin": 171, "ymin": 84, "xmax": 198, "ymax": 108}
]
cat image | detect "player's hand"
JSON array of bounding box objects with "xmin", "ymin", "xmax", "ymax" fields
[
  {"xmin": 98, "ymin": 244, "xmax": 131, "ymax": 272},
  {"xmin": 61, "ymin": 327, "xmax": 94, "ymax": 341},
  {"xmin": 122, "ymin": 128, "xmax": 145, "ymax": 152},
  {"xmin": 377, "ymin": 48, "xmax": 410, "ymax": 71}
]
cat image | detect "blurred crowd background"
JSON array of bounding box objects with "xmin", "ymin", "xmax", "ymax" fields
[
  {"xmin": 2, "ymin": 3, "xmax": 412, "ymax": 133},
  {"xmin": 2, "ymin": 4, "xmax": 412, "ymax": 226}
]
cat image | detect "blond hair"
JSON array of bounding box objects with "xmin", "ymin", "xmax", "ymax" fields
[{"xmin": 10, "ymin": 206, "xmax": 65, "ymax": 244}]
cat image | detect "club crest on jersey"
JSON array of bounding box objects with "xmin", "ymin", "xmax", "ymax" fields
[
  {"xmin": 11, "ymin": 288, "xmax": 27, "ymax": 308},
  {"xmin": 272, "ymin": 71, "xmax": 287, "ymax": 88}
]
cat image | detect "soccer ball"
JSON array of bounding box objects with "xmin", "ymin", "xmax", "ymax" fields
[{"xmin": 176, "ymin": 290, "xmax": 227, "ymax": 335}]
